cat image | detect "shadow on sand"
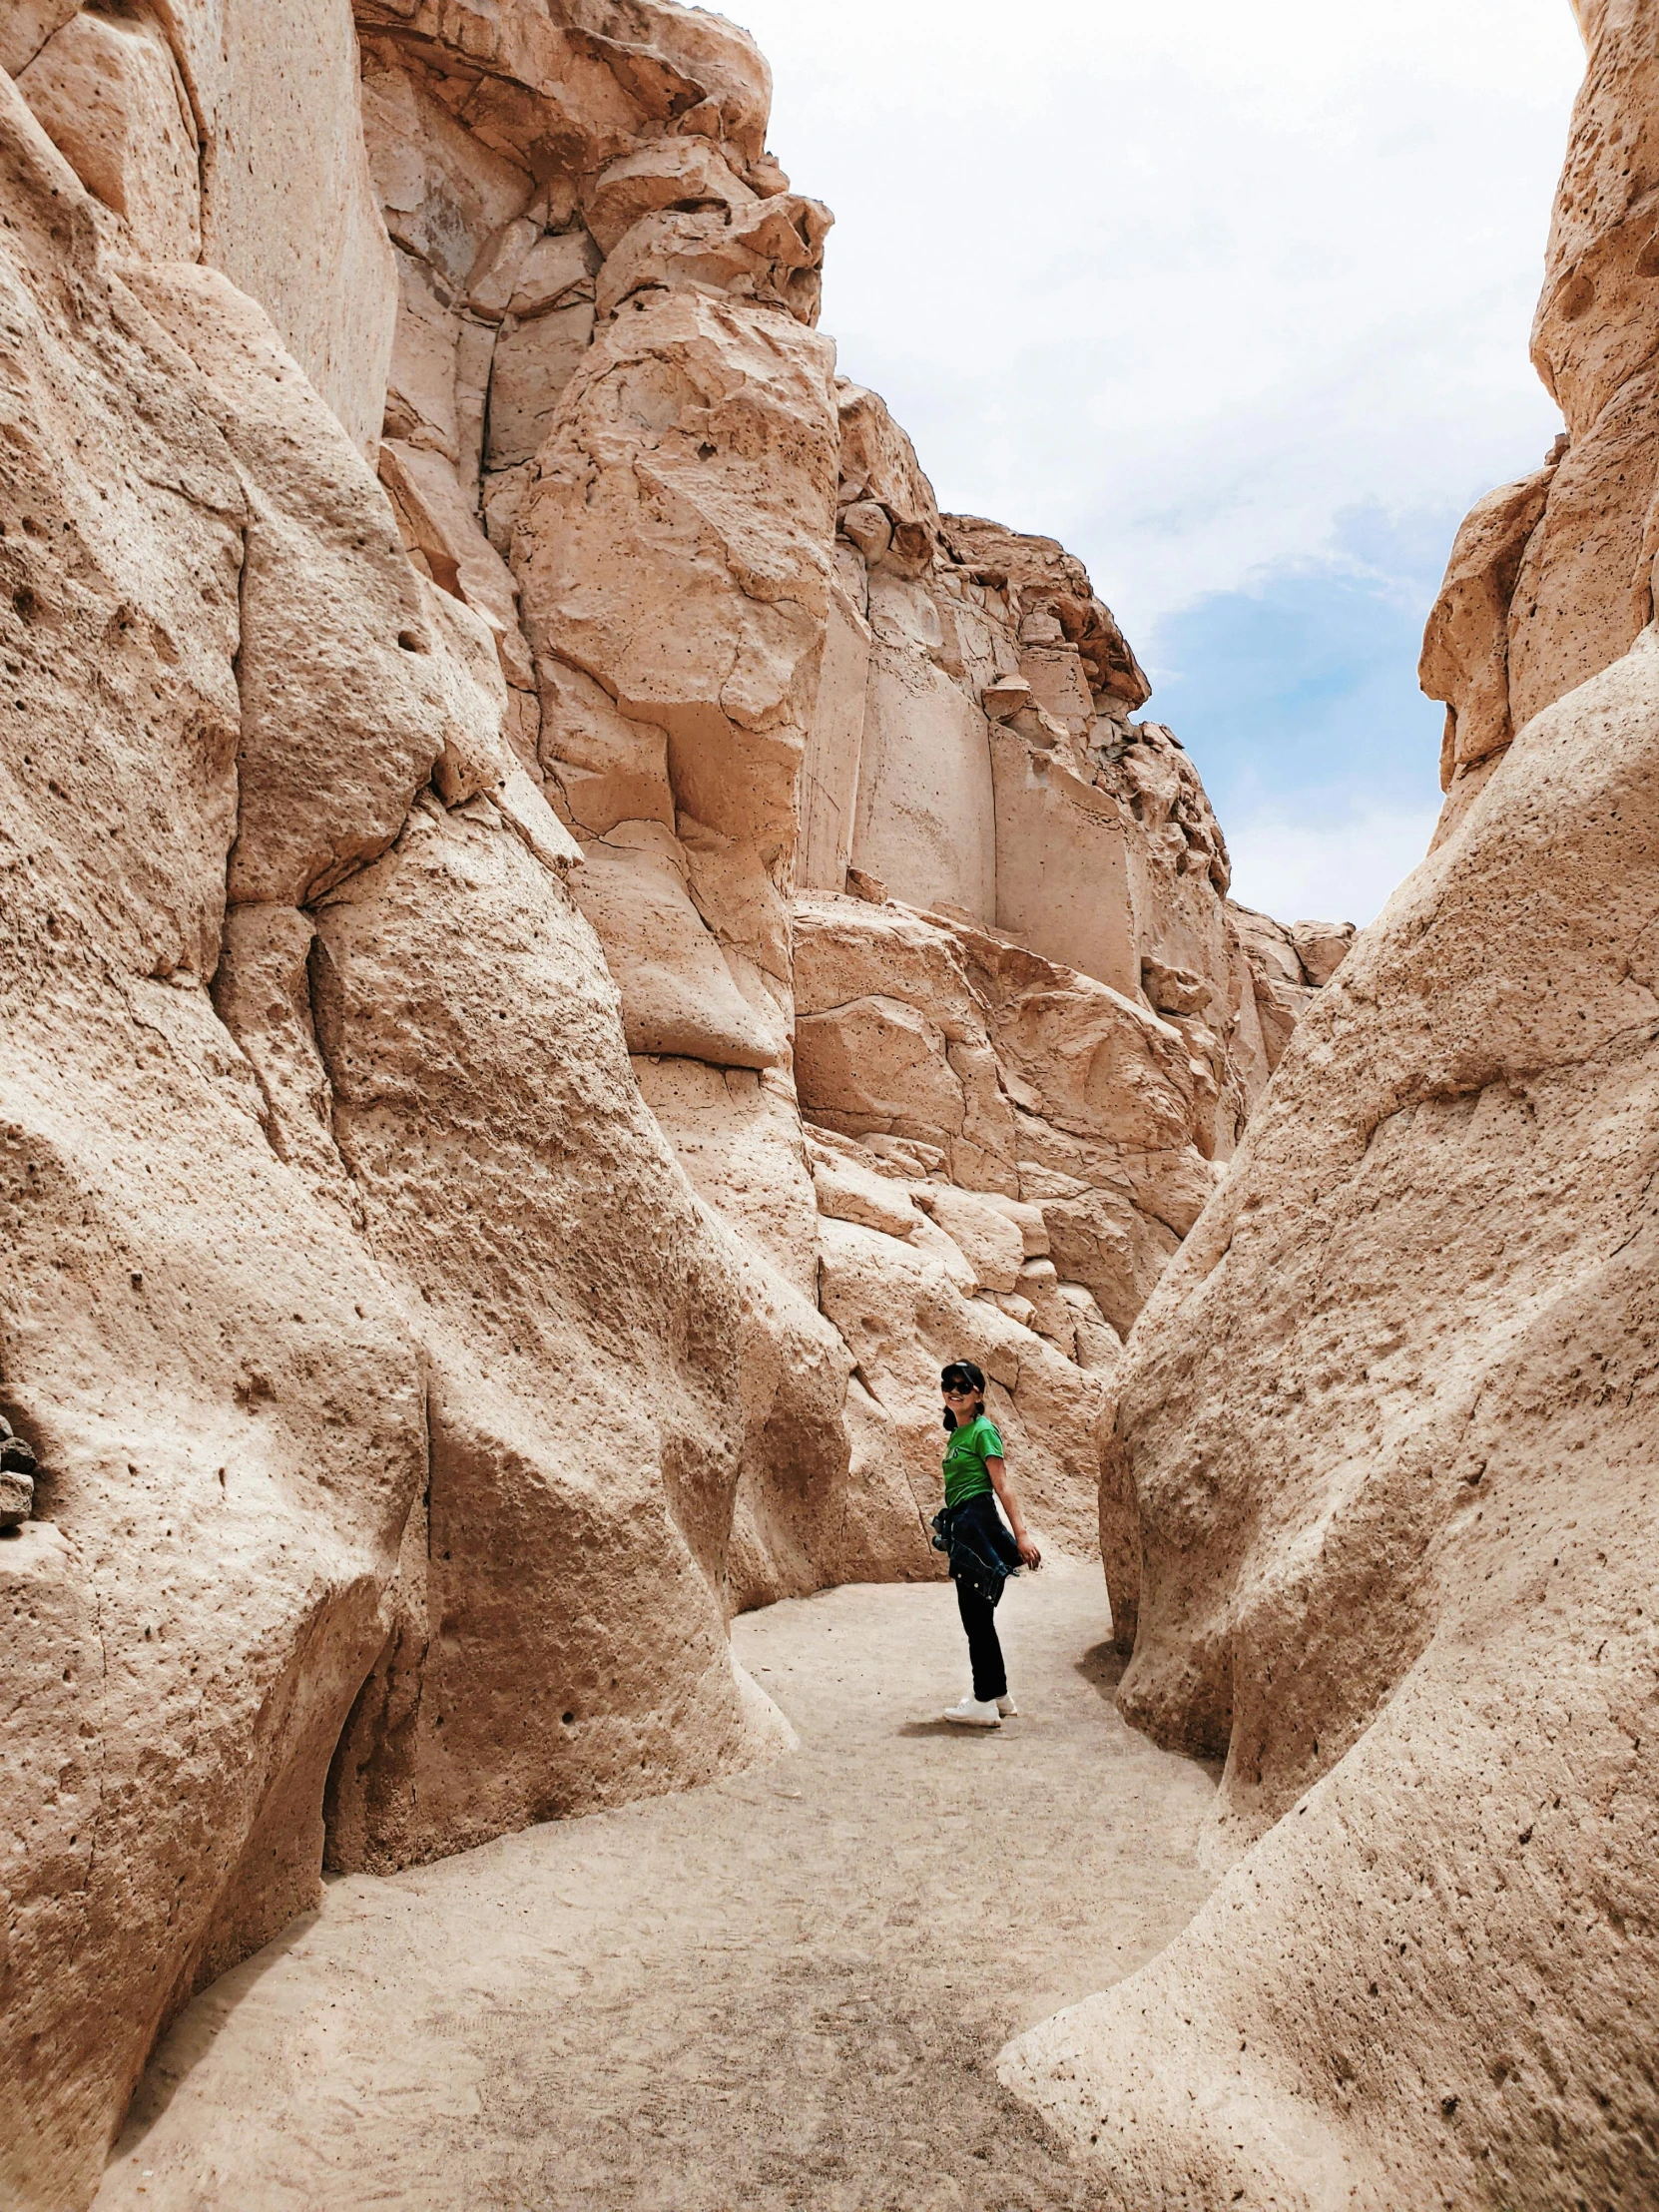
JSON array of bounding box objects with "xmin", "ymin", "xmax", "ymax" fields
[
  {"xmin": 104, "ymin": 1905, "xmax": 323, "ymax": 2168},
  {"xmin": 1075, "ymin": 1639, "xmax": 1126, "ymax": 1703}
]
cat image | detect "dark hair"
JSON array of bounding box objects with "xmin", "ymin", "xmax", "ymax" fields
[{"xmin": 940, "ymin": 1360, "xmax": 986, "ymax": 1431}]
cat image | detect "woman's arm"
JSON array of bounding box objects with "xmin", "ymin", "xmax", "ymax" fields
[{"xmin": 985, "ymin": 1456, "xmax": 1041, "ymax": 1569}]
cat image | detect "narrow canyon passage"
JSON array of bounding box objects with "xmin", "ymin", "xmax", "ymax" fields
[{"xmin": 95, "ymin": 1570, "xmax": 1219, "ymax": 2212}]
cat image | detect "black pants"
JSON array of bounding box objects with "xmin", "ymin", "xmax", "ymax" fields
[{"xmin": 955, "ymin": 1573, "xmax": 1007, "ymax": 1703}]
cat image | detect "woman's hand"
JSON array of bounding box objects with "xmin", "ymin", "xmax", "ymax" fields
[{"xmin": 1017, "ymin": 1533, "xmax": 1042, "ymax": 1571}]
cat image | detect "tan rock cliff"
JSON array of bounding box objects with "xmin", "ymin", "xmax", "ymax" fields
[
  {"xmin": 0, "ymin": 5, "xmax": 1342, "ymax": 2201},
  {"xmin": 1421, "ymin": 0, "xmax": 1659, "ymax": 847},
  {"xmin": 1007, "ymin": 7, "xmax": 1659, "ymax": 2205}
]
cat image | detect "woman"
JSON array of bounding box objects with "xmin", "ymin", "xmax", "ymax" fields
[{"xmin": 932, "ymin": 1361, "xmax": 1041, "ymax": 1728}]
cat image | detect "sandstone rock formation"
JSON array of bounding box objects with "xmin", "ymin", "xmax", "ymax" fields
[
  {"xmin": 0, "ymin": 20, "xmax": 784, "ymax": 2203},
  {"xmin": 1007, "ymin": 7, "xmax": 1659, "ymax": 2204},
  {"xmin": 333, "ymin": 0, "xmax": 1338, "ymax": 1642},
  {"xmin": 0, "ymin": 5, "xmax": 1342, "ymax": 2203},
  {"xmin": 1420, "ymin": 0, "xmax": 1659, "ymax": 847}
]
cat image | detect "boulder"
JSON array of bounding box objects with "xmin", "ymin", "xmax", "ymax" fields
[
  {"xmin": 835, "ymin": 380, "xmax": 940, "ymax": 578},
  {"xmin": 580, "ymin": 136, "xmax": 756, "ymax": 256},
  {"xmin": 594, "ymin": 194, "xmax": 832, "ymax": 326},
  {"xmin": 981, "ymin": 675, "xmax": 1032, "ymax": 721}
]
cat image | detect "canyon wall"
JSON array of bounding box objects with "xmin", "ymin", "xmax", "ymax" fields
[
  {"xmin": 0, "ymin": 4, "xmax": 1343, "ymax": 2203},
  {"xmin": 1008, "ymin": 7, "xmax": 1659, "ymax": 2206}
]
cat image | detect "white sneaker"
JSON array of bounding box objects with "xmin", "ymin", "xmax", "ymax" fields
[
  {"xmin": 942, "ymin": 1695, "xmax": 1001, "ymax": 1728},
  {"xmin": 996, "ymin": 1694, "xmax": 1019, "ymax": 1718}
]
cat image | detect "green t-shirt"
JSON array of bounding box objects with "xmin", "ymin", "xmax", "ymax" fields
[{"xmin": 942, "ymin": 1412, "xmax": 1004, "ymax": 1507}]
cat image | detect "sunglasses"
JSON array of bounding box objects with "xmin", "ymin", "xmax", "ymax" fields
[{"xmin": 941, "ymin": 1386, "xmax": 976, "ymax": 1399}]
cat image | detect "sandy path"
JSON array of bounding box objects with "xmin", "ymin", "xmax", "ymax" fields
[{"xmin": 95, "ymin": 1567, "xmax": 1218, "ymax": 2211}]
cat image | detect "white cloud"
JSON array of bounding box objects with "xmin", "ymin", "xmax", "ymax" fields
[
  {"xmin": 720, "ymin": 2, "xmax": 1584, "ymax": 925},
  {"xmin": 728, "ymin": 0, "xmax": 1583, "ymax": 632},
  {"xmin": 1225, "ymin": 803, "xmax": 1444, "ymax": 928}
]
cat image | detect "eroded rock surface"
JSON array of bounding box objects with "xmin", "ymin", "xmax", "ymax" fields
[
  {"xmin": 0, "ymin": 5, "xmax": 1340, "ymax": 2202},
  {"xmin": 0, "ymin": 23, "xmax": 787, "ymax": 2203},
  {"xmin": 1007, "ymin": 8, "xmax": 1659, "ymax": 2205},
  {"xmin": 1420, "ymin": 2, "xmax": 1659, "ymax": 847},
  {"xmin": 330, "ymin": 0, "xmax": 1340, "ymax": 1637}
]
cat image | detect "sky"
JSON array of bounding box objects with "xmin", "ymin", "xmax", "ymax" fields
[{"xmin": 724, "ymin": 0, "xmax": 1587, "ymax": 923}]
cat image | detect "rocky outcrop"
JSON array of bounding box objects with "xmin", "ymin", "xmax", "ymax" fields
[
  {"xmin": 1420, "ymin": 4, "xmax": 1659, "ymax": 846},
  {"xmin": 1006, "ymin": 7, "xmax": 1659, "ymax": 2205},
  {"xmin": 343, "ymin": 0, "xmax": 900, "ymax": 1658},
  {"xmin": 1230, "ymin": 902, "xmax": 1357, "ymax": 1075},
  {"xmin": 335, "ymin": 0, "xmax": 1337, "ymax": 1620},
  {"xmin": 0, "ymin": 5, "xmax": 1343, "ymax": 2202},
  {"xmin": 0, "ymin": 86, "xmax": 429, "ymax": 2208},
  {"xmin": 0, "ymin": 21, "xmax": 787, "ymax": 2205},
  {"xmin": 12, "ymin": 0, "xmax": 397, "ymax": 453}
]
